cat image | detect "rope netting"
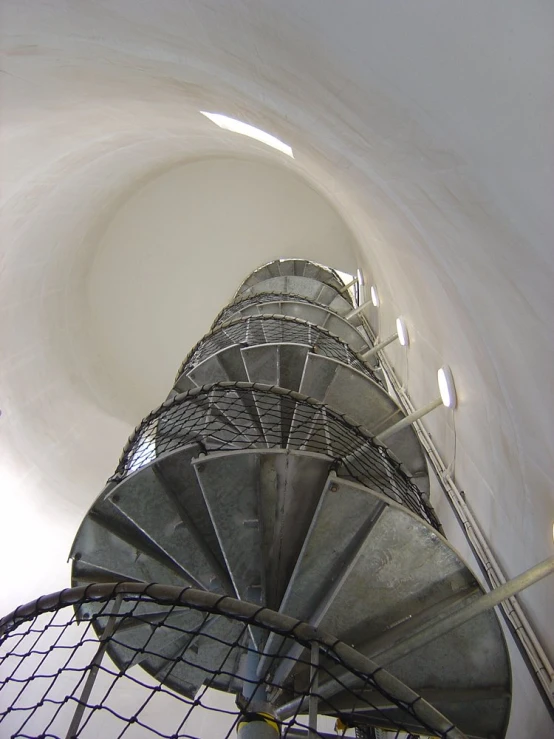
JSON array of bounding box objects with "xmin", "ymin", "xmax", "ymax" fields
[
  {"xmin": 0, "ymin": 584, "xmax": 465, "ymax": 739},
  {"xmin": 174, "ymin": 316, "xmax": 382, "ymax": 387},
  {"xmin": 235, "ymin": 260, "xmax": 350, "ymax": 303},
  {"xmin": 211, "ymin": 293, "xmax": 345, "ymax": 329},
  {"xmin": 114, "ymin": 383, "xmax": 439, "ymax": 529}
]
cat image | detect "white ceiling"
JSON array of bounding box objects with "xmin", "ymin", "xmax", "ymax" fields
[{"xmin": 0, "ymin": 2, "xmax": 552, "ymax": 735}]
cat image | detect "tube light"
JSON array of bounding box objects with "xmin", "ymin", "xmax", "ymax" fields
[
  {"xmin": 356, "ymin": 268, "xmax": 364, "ymax": 287},
  {"xmin": 396, "ymin": 317, "xmax": 409, "ymax": 347},
  {"xmin": 370, "ymin": 285, "xmax": 380, "ymax": 308},
  {"xmin": 438, "ymin": 365, "xmax": 457, "ymax": 409},
  {"xmin": 200, "ymin": 112, "xmax": 294, "ymax": 157}
]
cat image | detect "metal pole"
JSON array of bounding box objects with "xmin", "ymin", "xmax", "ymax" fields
[
  {"xmin": 308, "ymin": 642, "xmax": 319, "ymax": 738},
  {"xmin": 338, "ymin": 277, "xmax": 358, "ymax": 294},
  {"xmin": 360, "ymin": 333, "xmax": 398, "ymax": 359},
  {"xmin": 376, "ymin": 555, "xmax": 554, "ymax": 667},
  {"xmin": 375, "ymin": 397, "xmax": 443, "ymax": 442},
  {"xmin": 238, "ymin": 649, "xmax": 278, "ymax": 738},
  {"xmin": 66, "ymin": 595, "xmax": 123, "ymax": 739},
  {"xmin": 277, "ymin": 557, "xmax": 554, "ymax": 719},
  {"xmin": 345, "ymin": 299, "xmax": 373, "ymax": 321}
]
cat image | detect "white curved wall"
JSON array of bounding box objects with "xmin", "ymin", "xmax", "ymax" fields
[
  {"xmin": 87, "ymin": 157, "xmax": 357, "ymax": 422},
  {"xmin": 1, "ymin": 2, "xmax": 552, "ymax": 735}
]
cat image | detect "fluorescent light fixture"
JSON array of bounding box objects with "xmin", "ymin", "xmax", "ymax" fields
[
  {"xmin": 396, "ymin": 317, "xmax": 409, "ymax": 347},
  {"xmin": 370, "ymin": 285, "xmax": 380, "ymax": 308},
  {"xmin": 356, "ymin": 268, "xmax": 364, "ymax": 287},
  {"xmin": 200, "ymin": 112, "xmax": 293, "ymax": 157},
  {"xmin": 438, "ymin": 365, "xmax": 457, "ymax": 409}
]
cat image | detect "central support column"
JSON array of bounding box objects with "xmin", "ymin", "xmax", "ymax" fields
[{"xmin": 238, "ymin": 649, "xmax": 280, "ymax": 738}]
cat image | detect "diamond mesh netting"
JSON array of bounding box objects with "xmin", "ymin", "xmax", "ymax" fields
[
  {"xmin": 175, "ymin": 316, "xmax": 382, "ymax": 387},
  {"xmin": 235, "ymin": 260, "xmax": 350, "ymax": 303},
  {"xmin": 0, "ymin": 583, "xmax": 464, "ymax": 739},
  {"xmin": 114, "ymin": 383, "xmax": 439, "ymax": 529},
  {"xmin": 211, "ymin": 293, "xmax": 341, "ymax": 329}
]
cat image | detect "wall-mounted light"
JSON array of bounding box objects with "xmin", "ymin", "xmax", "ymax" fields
[
  {"xmin": 370, "ymin": 285, "xmax": 380, "ymax": 308},
  {"xmin": 396, "ymin": 317, "xmax": 409, "ymax": 347},
  {"xmin": 438, "ymin": 365, "xmax": 457, "ymax": 409},
  {"xmin": 200, "ymin": 111, "xmax": 294, "ymax": 157},
  {"xmin": 375, "ymin": 365, "xmax": 458, "ymax": 442},
  {"xmin": 360, "ymin": 316, "xmax": 410, "ymax": 358}
]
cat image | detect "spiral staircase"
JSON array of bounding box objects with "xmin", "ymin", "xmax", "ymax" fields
[{"xmin": 69, "ymin": 259, "xmax": 512, "ymax": 738}]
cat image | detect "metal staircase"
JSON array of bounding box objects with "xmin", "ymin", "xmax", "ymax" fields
[{"xmin": 68, "ymin": 259, "xmax": 512, "ymax": 738}]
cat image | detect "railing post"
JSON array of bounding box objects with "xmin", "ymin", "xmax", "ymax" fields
[{"xmin": 65, "ymin": 595, "xmax": 123, "ymax": 739}]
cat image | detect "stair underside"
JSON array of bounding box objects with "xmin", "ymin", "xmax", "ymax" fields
[
  {"xmin": 235, "ymin": 259, "xmax": 348, "ymax": 301},
  {"xmin": 172, "ymin": 347, "xmax": 428, "ymax": 494},
  {"xmin": 71, "ymin": 448, "xmax": 511, "ymax": 738}
]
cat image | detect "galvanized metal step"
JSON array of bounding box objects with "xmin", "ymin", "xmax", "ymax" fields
[
  {"xmin": 186, "ymin": 345, "xmax": 249, "ymax": 386},
  {"xmin": 106, "ymin": 465, "xmax": 228, "ymax": 592},
  {"xmin": 85, "ymin": 601, "xmax": 246, "ymax": 698},
  {"xmin": 70, "ymin": 510, "xmax": 190, "ymax": 588},
  {"xmin": 239, "ymin": 276, "xmax": 352, "ymax": 316},
  {"xmin": 260, "ymin": 474, "xmax": 510, "ymax": 739},
  {"xmin": 236, "ymin": 259, "xmax": 347, "ymax": 299},
  {"xmin": 193, "ymin": 449, "xmax": 333, "ymax": 611},
  {"xmin": 242, "ymin": 343, "xmax": 310, "ymax": 393},
  {"xmin": 299, "ymin": 353, "xmax": 428, "ymax": 486}
]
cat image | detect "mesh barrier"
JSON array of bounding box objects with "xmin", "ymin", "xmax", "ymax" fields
[
  {"xmin": 115, "ymin": 383, "xmax": 439, "ymax": 529},
  {"xmin": 235, "ymin": 260, "xmax": 349, "ymax": 303},
  {"xmin": 175, "ymin": 316, "xmax": 382, "ymax": 387},
  {"xmin": 211, "ymin": 293, "xmax": 337, "ymax": 329},
  {"xmin": 0, "ymin": 584, "xmax": 464, "ymax": 739}
]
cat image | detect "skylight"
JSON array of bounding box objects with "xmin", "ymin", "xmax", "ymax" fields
[{"xmin": 200, "ymin": 112, "xmax": 294, "ymax": 157}]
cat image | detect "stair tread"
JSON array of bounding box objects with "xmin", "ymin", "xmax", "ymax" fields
[
  {"xmin": 242, "ymin": 343, "xmax": 310, "ymax": 392},
  {"xmin": 193, "ymin": 449, "xmax": 333, "ymax": 610},
  {"xmin": 71, "ymin": 515, "xmax": 187, "ymax": 587},
  {"xmin": 108, "ymin": 465, "xmax": 226, "ymax": 592},
  {"xmin": 300, "ymin": 353, "xmax": 428, "ymax": 479}
]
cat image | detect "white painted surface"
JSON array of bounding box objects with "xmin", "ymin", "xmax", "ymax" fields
[{"xmin": 0, "ymin": 1, "xmax": 552, "ymax": 734}]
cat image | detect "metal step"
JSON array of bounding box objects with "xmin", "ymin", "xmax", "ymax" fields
[
  {"xmin": 193, "ymin": 450, "xmax": 333, "ymax": 610},
  {"xmin": 224, "ymin": 300, "xmax": 370, "ymax": 357},
  {"xmin": 155, "ymin": 391, "xmax": 252, "ymax": 455},
  {"xmin": 236, "ymin": 260, "xmax": 346, "ymax": 298},
  {"xmin": 239, "ymin": 276, "xmax": 352, "ymax": 316},
  {"xmin": 186, "ymin": 345, "xmax": 249, "ymax": 386},
  {"xmin": 154, "ymin": 444, "xmax": 228, "ymax": 571},
  {"xmin": 193, "ymin": 451, "xmax": 265, "ymax": 605},
  {"xmin": 262, "ymin": 476, "xmax": 510, "ymax": 739},
  {"xmin": 242, "ymin": 343, "xmax": 310, "ymax": 392},
  {"xmin": 87, "ymin": 601, "xmax": 246, "ymax": 698},
  {"xmin": 172, "ymin": 374, "xmax": 197, "ymax": 395},
  {"xmin": 106, "ymin": 465, "xmax": 228, "ymax": 592},
  {"xmin": 298, "ymin": 353, "xmax": 428, "ymax": 484},
  {"xmin": 71, "ymin": 444, "xmax": 235, "ymax": 593},
  {"xmin": 70, "ymin": 511, "xmax": 190, "ymax": 588}
]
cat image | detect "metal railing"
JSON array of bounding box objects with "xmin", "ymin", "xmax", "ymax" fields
[
  {"xmin": 212, "ymin": 292, "xmax": 344, "ymax": 329},
  {"xmin": 115, "ymin": 383, "xmax": 440, "ymax": 529},
  {"xmin": 175, "ymin": 315, "xmax": 382, "ymax": 387}
]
